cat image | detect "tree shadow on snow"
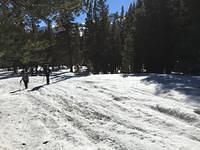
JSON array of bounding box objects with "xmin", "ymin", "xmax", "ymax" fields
[
  {"xmin": 51, "ymin": 74, "xmax": 89, "ymax": 84},
  {"xmin": 121, "ymin": 73, "xmax": 148, "ymax": 78},
  {"xmin": 0, "ymin": 72, "xmax": 19, "ymax": 80},
  {"xmin": 141, "ymin": 74, "xmax": 200, "ymax": 103},
  {"xmin": 51, "ymin": 71, "xmax": 69, "ymax": 78},
  {"xmin": 29, "ymin": 74, "xmax": 89, "ymax": 91}
]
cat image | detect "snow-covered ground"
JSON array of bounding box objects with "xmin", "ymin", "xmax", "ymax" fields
[{"xmin": 0, "ymin": 70, "xmax": 200, "ymax": 150}]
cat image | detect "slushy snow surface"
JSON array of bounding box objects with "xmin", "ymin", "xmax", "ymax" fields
[{"xmin": 0, "ymin": 70, "xmax": 200, "ymax": 150}]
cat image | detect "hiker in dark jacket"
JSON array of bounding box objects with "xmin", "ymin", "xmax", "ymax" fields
[
  {"xmin": 44, "ymin": 66, "xmax": 51, "ymax": 85},
  {"xmin": 20, "ymin": 70, "xmax": 29, "ymax": 89}
]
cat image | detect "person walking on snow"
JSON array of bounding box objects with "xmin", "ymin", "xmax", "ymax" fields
[
  {"xmin": 20, "ymin": 70, "xmax": 29, "ymax": 89},
  {"xmin": 44, "ymin": 65, "xmax": 51, "ymax": 85}
]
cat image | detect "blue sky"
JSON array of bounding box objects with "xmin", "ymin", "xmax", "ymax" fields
[
  {"xmin": 109, "ymin": 0, "xmax": 134, "ymax": 13},
  {"xmin": 76, "ymin": 0, "xmax": 134, "ymax": 23}
]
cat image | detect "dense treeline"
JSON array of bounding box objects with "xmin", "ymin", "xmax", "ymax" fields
[
  {"xmin": 0, "ymin": 0, "xmax": 200, "ymax": 74},
  {"xmin": 83, "ymin": 0, "xmax": 200, "ymax": 74}
]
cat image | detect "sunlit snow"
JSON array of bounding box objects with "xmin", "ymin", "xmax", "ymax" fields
[{"xmin": 0, "ymin": 70, "xmax": 200, "ymax": 150}]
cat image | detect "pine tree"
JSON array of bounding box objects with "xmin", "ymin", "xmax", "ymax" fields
[
  {"xmin": 0, "ymin": 1, "xmax": 26, "ymax": 70},
  {"xmin": 122, "ymin": 3, "xmax": 136, "ymax": 73},
  {"xmin": 71, "ymin": 24, "xmax": 81, "ymax": 67},
  {"xmin": 140, "ymin": 0, "xmax": 173, "ymax": 73},
  {"xmin": 177, "ymin": 0, "xmax": 200, "ymax": 74},
  {"xmin": 95, "ymin": 0, "xmax": 111, "ymax": 73},
  {"xmin": 134, "ymin": 0, "xmax": 146, "ymax": 72},
  {"xmin": 84, "ymin": 0, "xmax": 111, "ymax": 73},
  {"xmin": 188, "ymin": 0, "xmax": 200, "ymax": 74},
  {"xmin": 110, "ymin": 12, "xmax": 122, "ymax": 73},
  {"xmin": 84, "ymin": 0, "xmax": 95, "ymax": 70}
]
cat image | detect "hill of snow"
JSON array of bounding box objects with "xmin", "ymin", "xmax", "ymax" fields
[{"xmin": 0, "ymin": 70, "xmax": 200, "ymax": 150}]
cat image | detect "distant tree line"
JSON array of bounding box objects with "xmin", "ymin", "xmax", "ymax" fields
[{"xmin": 0, "ymin": 0, "xmax": 200, "ymax": 75}]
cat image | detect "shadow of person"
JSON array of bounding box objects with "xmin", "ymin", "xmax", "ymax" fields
[
  {"xmin": 31, "ymin": 85, "xmax": 45, "ymax": 91},
  {"xmin": 10, "ymin": 89, "xmax": 21, "ymax": 94}
]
